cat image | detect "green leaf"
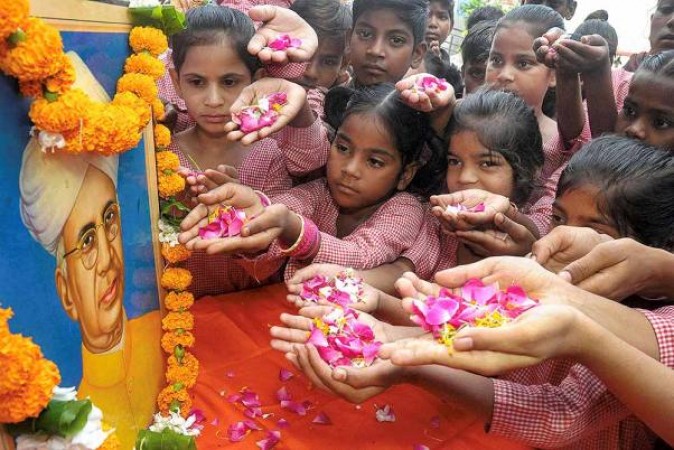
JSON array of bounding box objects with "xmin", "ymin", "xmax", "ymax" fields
[
  {"xmin": 128, "ymin": 6, "xmax": 186, "ymax": 37},
  {"xmin": 135, "ymin": 429, "xmax": 197, "ymax": 450},
  {"xmin": 11, "ymin": 400, "xmax": 94, "ymax": 438}
]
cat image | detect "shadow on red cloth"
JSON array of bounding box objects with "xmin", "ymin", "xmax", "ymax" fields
[{"xmin": 191, "ymin": 284, "xmax": 532, "ymax": 450}]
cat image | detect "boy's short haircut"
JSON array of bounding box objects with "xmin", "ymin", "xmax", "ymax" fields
[
  {"xmin": 290, "ymin": 0, "xmax": 352, "ymax": 48},
  {"xmin": 352, "ymin": 0, "xmax": 429, "ymax": 45},
  {"xmin": 430, "ymin": 0, "xmax": 455, "ymax": 25},
  {"xmin": 461, "ymin": 20, "xmax": 497, "ymax": 65}
]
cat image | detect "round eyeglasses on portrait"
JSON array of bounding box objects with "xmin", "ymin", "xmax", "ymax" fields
[{"xmin": 61, "ymin": 202, "xmax": 121, "ymax": 270}]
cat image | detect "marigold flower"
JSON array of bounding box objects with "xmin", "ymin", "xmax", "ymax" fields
[
  {"xmin": 161, "ymin": 330, "xmax": 195, "ymax": 354},
  {"xmin": 161, "ymin": 242, "xmax": 191, "ymax": 264},
  {"xmin": 168, "ymin": 351, "xmax": 199, "ymax": 374},
  {"xmin": 117, "ymin": 72, "xmax": 158, "ymax": 105},
  {"xmin": 129, "ymin": 26, "xmax": 169, "ymax": 57},
  {"xmin": 0, "ymin": 334, "xmax": 43, "ymax": 396},
  {"xmin": 0, "ymin": 0, "xmax": 29, "ymax": 41},
  {"xmin": 158, "ymin": 172, "xmax": 186, "ymax": 198},
  {"xmin": 152, "ymin": 98, "xmax": 166, "ymax": 121},
  {"xmin": 74, "ymin": 103, "xmax": 143, "ymax": 155},
  {"xmin": 157, "ymin": 385, "xmax": 191, "ymax": 415},
  {"xmin": 166, "ymin": 357, "xmax": 198, "ymax": 388},
  {"xmin": 160, "ymin": 268, "xmax": 193, "ymax": 291},
  {"xmin": 19, "ymin": 79, "xmax": 43, "ymax": 98},
  {"xmin": 0, "ymin": 18, "xmax": 64, "ymax": 82},
  {"xmin": 0, "ymin": 307, "xmax": 12, "ymax": 336},
  {"xmin": 44, "ymin": 54, "xmax": 76, "ymax": 95},
  {"xmin": 0, "ymin": 352, "xmax": 60, "ymax": 423},
  {"xmin": 124, "ymin": 52, "xmax": 165, "ymax": 80},
  {"xmin": 154, "ymin": 124, "xmax": 171, "ymax": 148},
  {"xmin": 29, "ymin": 88, "xmax": 92, "ymax": 134},
  {"xmin": 113, "ymin": 91, "xmax": 152, "ymax": 127},
  {"xmin": 164, "ymin": 291, "xmax": 195, "ymax": 311},
  {"xmin": 162, "ymin": 311, "xmax": 195, "ymax": 332}
]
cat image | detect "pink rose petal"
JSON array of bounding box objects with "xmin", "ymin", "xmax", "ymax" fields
[
  {"xmin": 277, "ymin": 418, "xmax": 290, "ymax": 429},
  {"xmin": 276, "ymin": 386, "xmax": 292, "ymax": 402},
  {"xmin": 279, "ymin": 368, "xmax": 294, "ymax": 382},
  {"xmin": 430, "ymin": 415, "xmax": 440, "ymax": 429},
  {"xmin": 375, "ymin": 404, "xmax": 396, "ymax": 423},
  {"xmin": 414, "ymin": 445, "xmax": 431, "ymax": 450},
  {"xmin": 312, "ymin": 411, "xmax": 332, "ymax": 425},
  {"xmin": 210, "ymin": 417, "xmax": 220, "ymax": 426},
  {"xmin": 226, "ymin": 370, "xmax": 236, "ymax": 378},
  {"xmin": 268, "ymin": 34, "xmax": 302, "ymax": 51},
  {"xmin": 256, "ymin": 430, "xmax": 281, "ymax": 450},
  {"xmin": 280, "ymin": 400, "xmax": 307, "ymax": 416}
]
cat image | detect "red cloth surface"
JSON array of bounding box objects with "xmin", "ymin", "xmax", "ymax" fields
[{"xmin": 191, "ymin": 284, "xmax": 532, "ymax": 449}]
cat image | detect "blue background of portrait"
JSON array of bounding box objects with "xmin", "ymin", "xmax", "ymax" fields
[{"xmin": 0, "ymin": 31, "xmax": 160, "ymax": 386}]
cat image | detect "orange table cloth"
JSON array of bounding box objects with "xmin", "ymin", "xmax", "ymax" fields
[{"xmin": 191, "ymin": 284, "xmax": 532, "ymax": 450}]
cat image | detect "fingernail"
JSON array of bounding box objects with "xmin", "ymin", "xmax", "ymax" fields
[
  {"xmin": 558, "ymin": 271, "xmax": 572, "ymax": 282},
  {"xmin": 452, "ymin": 336, "xmax": 473, "ymax": 351}
]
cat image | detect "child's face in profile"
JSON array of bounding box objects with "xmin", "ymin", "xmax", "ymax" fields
[
  {"xmin": 616, "ymin": 71, "xmax": 674, "ymax": 151},
  {"xmin": 292, "ymin": 38, "xmax": 345, "ymax": 90},
  {"xmin": 486, "ymin": 26, "xmax": 555, "ymax": 114},
  {"xmin": 348, "ymin": 9, "xmax": 425, "ymax": 86},
  {"xmin": 171, "ymin": 41, "xmax": 253, "ymax": 136},
  {"xmin": 327, "ymin": 113, "xmax": 411, "ymax": 213},
  {"xmin": 649, "ymin": 0, "xmax": 674, "ymax": 54},
  {"xmin": 552, "ymin": 186, "xmax": 620, "ymax": 238},
  {"xmin": 445, "ymin": 130, "xmax": 514, "ymax": 198}
]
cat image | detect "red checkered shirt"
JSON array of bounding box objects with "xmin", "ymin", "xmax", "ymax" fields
[
  {"xmin": 169, "ymin": 118, "xmax": 329, "ymax": 298},
  {"xmin": 400, "ymin": 205, "xmax": 459, "ymax": 280},
  {"xmin": 235, "ymin": 178, "xmax": 427, "ymax": 281},
  {"xmin": 488, "ymin": 305, "xmax": 674, "ymax": 449}
]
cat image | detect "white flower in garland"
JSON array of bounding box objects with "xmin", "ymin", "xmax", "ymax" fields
[
  {"xmin": 149, "ymin": 411, "xmax": 201, "ymax": 437},
  {"xmin": 158, "ymin": 218, "xmax": 180, "ymax": 247}
]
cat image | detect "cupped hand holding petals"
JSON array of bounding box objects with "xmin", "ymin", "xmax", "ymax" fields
[
  {"xmin": 430, "ymin": 189, "xmax": 511, "ymax": 233},
  {"xmin": 247, "ymin": 5, "xmax": 318, "ymax": 64},
  {"xmin": 395, "ymin": 73, "xmax": 456, "ymax": 113},
  {"xmin": 225, "ymin": 78, "xmax": 307, "ymax": 145}
]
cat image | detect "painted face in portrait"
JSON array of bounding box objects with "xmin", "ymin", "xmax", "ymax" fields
[{"xmin": 56, "ymin": 166, "xmax": 125, "ymax": 354}]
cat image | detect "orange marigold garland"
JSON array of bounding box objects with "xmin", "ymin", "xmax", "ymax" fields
[
  {"xmin": 0, "ymin": 308, "xmax": 61, "ymax": 424},
  {"xmin": 0, "ymin": 4, "xmax": 169, "ymax": 155}
]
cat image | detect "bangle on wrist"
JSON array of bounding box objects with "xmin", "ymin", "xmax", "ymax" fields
[
  {"xmin": 280, "ymin": 213, "xmax": 305, "ymax": 255},
  {"xmin": 279, "ymin": 215, "xmax": 320, "ymax": 260}
]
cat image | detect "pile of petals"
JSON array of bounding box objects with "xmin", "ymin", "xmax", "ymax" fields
[
  {"xmin": 411, "ymin": 278, "xmax": 539, "ymax": 347},
  {"xmin": 198, "ymin": 205, "xmax": 249, "ymax": 239},
  {"xmin": 267, "ymin": 34, "xmax": 302, "ymax": 51},
  {"xmin": 232, "ymin": 92, "xmax": 288, "ymax": 134},
  {"xmin": 299, "ymin": 268, "xmax": 364, "ymax": 308},
  {"xmin": 414, "ymin": 75, "xmax": 449, "ymax": 94},
  {"xmin": 307, "ymin": 307, "xmax": 382, "ymax": 368},
  {"xmin": 445, "ymin": 202, "xmax": 485, "ymax": 215}
]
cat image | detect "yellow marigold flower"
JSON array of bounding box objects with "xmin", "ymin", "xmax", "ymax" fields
[
  {"xmin": 154, "ymin": 124, "xmax": 172, "ymax": 148},
  {"xmin": 157, "ymin": 385, "xmax": 191, "ymax": 416},
  {"xmin": 129, "ymin": 27, "xmax": 169, "ymax": 58},
  {"xmin": 164, "ymin": 291, "xmax": 195, "ymax": 311},
  {"xmin": 0, "ymin": 0, "xmax": 29, "ymax": 41},
  {"xmin": 44, "ymin": 54, "xmax": 75, "ymax": 95},
  {"xmin": 168, "ymin": 351, "xmax": 199, "ymax": 373},
  {"xmin": 0, "ymin": 334, "xmax": 44, "ymax": 396},
  {"xmin": 0, "ymin": 18, "xmax": 64, "ymax": 82},
  {"xmin": 161, "ymin": 268, "xmax": 193, "ymax": 291},
  {"xmin": 98, "ymin": 424, "xmax": 121, "ymax": 450},
  {"xmin": 124, "ymin": 52, "xmax": 165, "ymax": 80},
  {"xmin": 162, "ymin": 311, "xmax": 195, "ymax": 332},
  {"xmin": 77, "ymin": 103, "xmax": 143, "ymax": 155},
  {"xmin": 117, "ymin": 73, "xmax": 158, "ymax": 105},
  {"xmin": 166, "ymin": 356, "xmax": 198, "ymax": 388},
  {"xmin": 161, "ymin": 330, "xmax": 196, "ymax": 354},
  {"xmin": 158, "ymin": 172, "xmax": 186, "ymax": 199},
  {"xmin": 152, "ymin": 98, "xmax": 166, "ymax": 122},
  {"xmin": 156, "ymin": 151, "xmax": 180, "ymax": 173},
  {"xmin": 0, "ymin": 354, "xmax": 60, "ymax": 423},
  {"xmin": 112, "ymin": 91, "xmax": 151, "ymax": 128},
  {"xmin": 161, "ymin": 242, "xmax": 191, "ymax": 264},
  {"xmin": 29, "ymin": 88, "xmax": 92, "ymax": 134}
]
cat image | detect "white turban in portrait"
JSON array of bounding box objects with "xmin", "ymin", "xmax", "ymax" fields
[
  {"xmin": 18, "ymin": 51, "xmax": 119, "ymax": 256},
  {"xmin": 19, "ymin": 142, "xmax": 119, "ymax": 256}
]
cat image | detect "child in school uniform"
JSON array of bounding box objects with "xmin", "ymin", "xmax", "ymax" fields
[
  {"xmin": 178, "ymin": 84, "xmax": 443, "ymax": 282},
  {"xmin": 166, "ymin": 5, "xmax": 329, "ymax": 297}
]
